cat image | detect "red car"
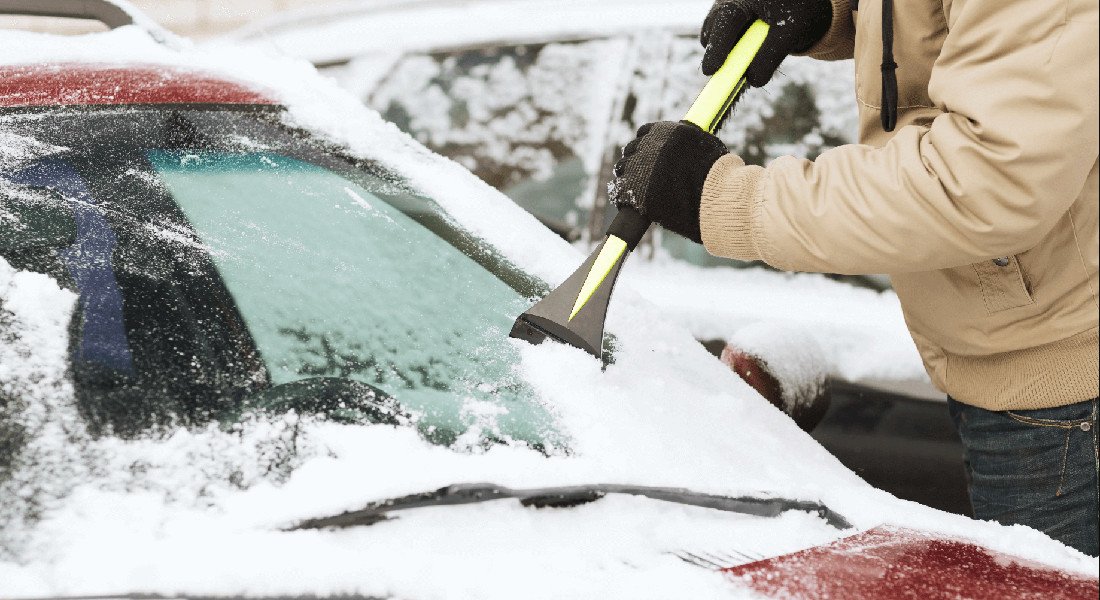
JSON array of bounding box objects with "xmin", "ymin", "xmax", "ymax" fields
[{"xmin": 1, "ymin": 1, "xmax": 1096, "ymax": 598}]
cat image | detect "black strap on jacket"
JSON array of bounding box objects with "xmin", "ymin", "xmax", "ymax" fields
[{"xmin": 880, "ymin": 0, "xmax": 899, "ymax": 131}]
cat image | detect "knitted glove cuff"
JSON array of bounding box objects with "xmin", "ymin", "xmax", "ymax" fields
[{"xmin": 699, "ymin": 155, "xmax": 768, "ymax": 261}]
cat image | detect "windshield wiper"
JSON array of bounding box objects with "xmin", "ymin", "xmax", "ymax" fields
[{"xmin": 288, "ymin": 483, "xmax": 851, "ymax": 531}]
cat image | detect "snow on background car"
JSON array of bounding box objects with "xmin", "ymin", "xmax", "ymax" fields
[{"xmin": 0, "ymin": 13, "xmax": 1095, "ymax": 600}]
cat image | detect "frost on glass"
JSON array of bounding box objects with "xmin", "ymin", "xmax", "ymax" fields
[
  {"xmin": 368, "ymin": 39, "xmax": 628, "ymax": 238},
  {"xmin": 363, "ymin": 33, "xmax": 856, "ymax": 265},
  {"xmin": 661, "ymin": 40, "xmax": 856, "ymax": 164},
  {"xmin": 150, "ymin": 151, "xmax": 563, "ymax": 450},
  {"xmin": 0, "ymin": 127, "xmax": 69, "ymax": 236}
]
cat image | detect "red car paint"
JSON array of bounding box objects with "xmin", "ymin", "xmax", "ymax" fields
[
  {"xmin": 0, "ymin": 64, "xmax": 276, "ymax": 108},
  {"xmin": 725, "ymin": 526, "xmax": 1099, "ymax": 599},
  {"xmin": 721, "ymin": 346, "xmax": 782, "ymax": 407},
  {"xmin": 721, "ymin": 345, "xmax": 829, "ymax": 431}
]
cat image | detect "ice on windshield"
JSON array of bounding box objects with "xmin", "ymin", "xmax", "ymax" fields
[{"xmin": 149, "ymin": 150, "xmax": 563, "ymax": 449}]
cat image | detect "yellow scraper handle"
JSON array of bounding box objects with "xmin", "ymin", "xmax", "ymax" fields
[
  {"xmin": 566, "ymin": 20, "xmax": 772, "ymax": 321},
  {"xmin": 684, "ymin": 19, "xmax": 770, "ymax": 133},
  {"xmin": 510, "ymin": 20, "xmax": 772, "ymax": 357}
]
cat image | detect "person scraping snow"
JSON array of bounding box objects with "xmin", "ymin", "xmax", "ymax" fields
[{"xmin": 609, "ymin": 0, "xmax": 1099, "ymax": 555}]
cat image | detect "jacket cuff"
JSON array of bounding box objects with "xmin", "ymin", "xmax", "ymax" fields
[
  {"xmin": 796, "ymin": 0, "xmax": 855, "ymax": 61},
  {"xmin": 699, "ymin": 154, "xmax": 768, "ymax": 261}
]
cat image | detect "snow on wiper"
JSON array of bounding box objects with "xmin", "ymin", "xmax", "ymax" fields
[{"xmin": 287, "ymin": 483, "xmax": 852, "ymax": 531}]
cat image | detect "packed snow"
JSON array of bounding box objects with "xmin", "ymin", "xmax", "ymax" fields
[{"xmin": 0, "ymin": 16, "xmax": 1096, "ymax": 600}]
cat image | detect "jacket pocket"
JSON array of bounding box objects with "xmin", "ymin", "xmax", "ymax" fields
[{"xmin": 972, "ymin": 256, "xmax": 1035, "ymax": 313}]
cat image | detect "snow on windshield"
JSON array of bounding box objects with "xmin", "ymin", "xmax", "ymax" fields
[{"xmin": 0, "ymin": 23, "xmax": 1095, "ymax": 598}]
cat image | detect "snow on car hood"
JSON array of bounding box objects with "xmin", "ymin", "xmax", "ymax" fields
[{"xmin": 0, "ymin": 25, "xmax": 1095, "ymax": 598}]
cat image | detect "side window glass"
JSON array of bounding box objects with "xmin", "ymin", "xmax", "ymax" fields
[{"xmin": 366, "ymin": 39, "xmax": 628, "ymax": 241}]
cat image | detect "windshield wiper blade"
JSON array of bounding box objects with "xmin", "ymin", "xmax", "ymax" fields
[{"xmin": 288, "ymin": 483, "xmax": 851, "ymax": 531}]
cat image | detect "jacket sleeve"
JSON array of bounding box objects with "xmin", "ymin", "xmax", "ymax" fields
[
  {"xmin": 797, "ymin": 0, "xmax": 854, "ymax": 61},
  {"xmin": 700, "ymin": 0, "xmax": 1099, "ymax": 275}
]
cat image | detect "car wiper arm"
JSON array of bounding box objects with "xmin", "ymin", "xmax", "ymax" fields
[{"xmin": 288, "ymin": 483, "xmax": 851, "ymax": 531}]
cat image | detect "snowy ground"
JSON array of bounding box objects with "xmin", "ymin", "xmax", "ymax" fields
[{"xmin": 0, "ymin": 14, "xmax": 1096, "ymax": 599}]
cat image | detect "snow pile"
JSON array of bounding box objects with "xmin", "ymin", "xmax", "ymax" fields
[{"xmin": 0, "ymin": 258, "xmax": 83, "ymax": 559}]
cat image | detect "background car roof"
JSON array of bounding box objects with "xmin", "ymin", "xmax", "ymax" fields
[{"xmin": 222, "ymin": 0, "xmax": 714, "ymax": 65}]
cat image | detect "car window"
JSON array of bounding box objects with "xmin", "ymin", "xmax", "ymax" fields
[
  {"xmin": 362, "ymin": 39, "xmax": 629, "ymax": 240},
  {"xmin": 0, "ymin": 109, "xmax": 564, "ymax": 451},
  {"xmin": 353, "ymin": 34, "xmax": 858, "ymax": 270}
]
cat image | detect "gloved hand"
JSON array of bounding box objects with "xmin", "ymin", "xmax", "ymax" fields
[
  {"xmin": 700, "ymin": 0, "xmax": 833, "ymax": 85},
  {"xmin": 609, "ymin": 121, "xmax": 730, "ymax": 244}
]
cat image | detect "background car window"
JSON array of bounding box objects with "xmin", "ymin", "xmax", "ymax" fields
[
  {"xmin": 346, "ymin": 34, "xmax": 858, "ymax": 269},
  {"xmin": 149, "ymin": 149, "xmax": 561, "ymax": 449},
  {"xmin": 363, "ymin": 39, "xmax": 628, "ymax": 240}
]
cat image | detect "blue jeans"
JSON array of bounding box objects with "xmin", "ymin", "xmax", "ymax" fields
[{"xmin": 949, "ymin": 397, "xmax": 1099, "ymax": 556}]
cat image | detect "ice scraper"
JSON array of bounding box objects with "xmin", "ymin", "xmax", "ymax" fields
[{"xmin": 509, "ymin": 21, "xmax": 771, "ymax": 358}]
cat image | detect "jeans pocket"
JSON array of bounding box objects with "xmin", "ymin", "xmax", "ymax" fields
[
  {"xmin": 1005, "ymin": 404, "xmax": 1094, "ymax": 430},
  {"xmin": 1002, "ymin": 402, "xmax": 1098, "ymax": 497}
]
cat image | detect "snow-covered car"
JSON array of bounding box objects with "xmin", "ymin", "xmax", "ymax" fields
[
  {"xmin": 1, "ymin": 2, "xmax": 1097, "ymax": 598},
  {"xmin": 225, "ymin": 0, "xmax": 974, "ymax": 515}
]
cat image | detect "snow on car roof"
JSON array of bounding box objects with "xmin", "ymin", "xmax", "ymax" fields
[
  {"xmin": 0, "ymin": 63, "xmax": 278, "ymax": 107},
  {"xmin": 222, "ymin": 0, "xmax": 714, "ymax": 65},
  {"xmin": 1, "ymin": 20, "xmax": 1096, "ymax": 599}
]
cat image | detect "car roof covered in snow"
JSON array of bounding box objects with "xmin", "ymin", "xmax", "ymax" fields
[
  {"xmin": 0, "ymin": 63, "xmax": 278, "ymax": 108},
  {"xmin": 222, "ymin": 0, "xmax": 714, "ymax": 65}
]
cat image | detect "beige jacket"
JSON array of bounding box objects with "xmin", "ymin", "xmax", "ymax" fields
[{"xmin": 699, "ymin": 0, "xmax": 1099, "ymax": 410}]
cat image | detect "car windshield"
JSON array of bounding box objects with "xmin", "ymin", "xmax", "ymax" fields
[{"xmin": 0, "ymin": 107, "xmax": 562, "ymax": 450}]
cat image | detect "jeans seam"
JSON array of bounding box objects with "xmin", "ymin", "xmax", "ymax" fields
[
  {"xmin": 1004, "ymin": 411, "xmax": 1090, "ymax": 429},
  {"xmin": 1093, "ymin": 401, "xmax": 1098, "ymax": 514},
  {"xmin": 1056, "ymin": 428, "xmax": 1071, "ymax": 496}
]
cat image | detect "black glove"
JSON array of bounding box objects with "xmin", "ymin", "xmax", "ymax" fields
[
  {"xmin": 700, "ymin": 0, "xmax": 833, "ymax": 85},
  {"xmin": 609, "ymin": 121, "xmax": 729, "ymax": 244}
]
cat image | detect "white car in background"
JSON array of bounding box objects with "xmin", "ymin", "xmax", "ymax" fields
[
  {"xmin": 1, "ymin": 1, "xmax": 1096, "ymax": 598},
  {"xmin": 225, "ymin": 0, "xmax": 971, "ymax": 515}
]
